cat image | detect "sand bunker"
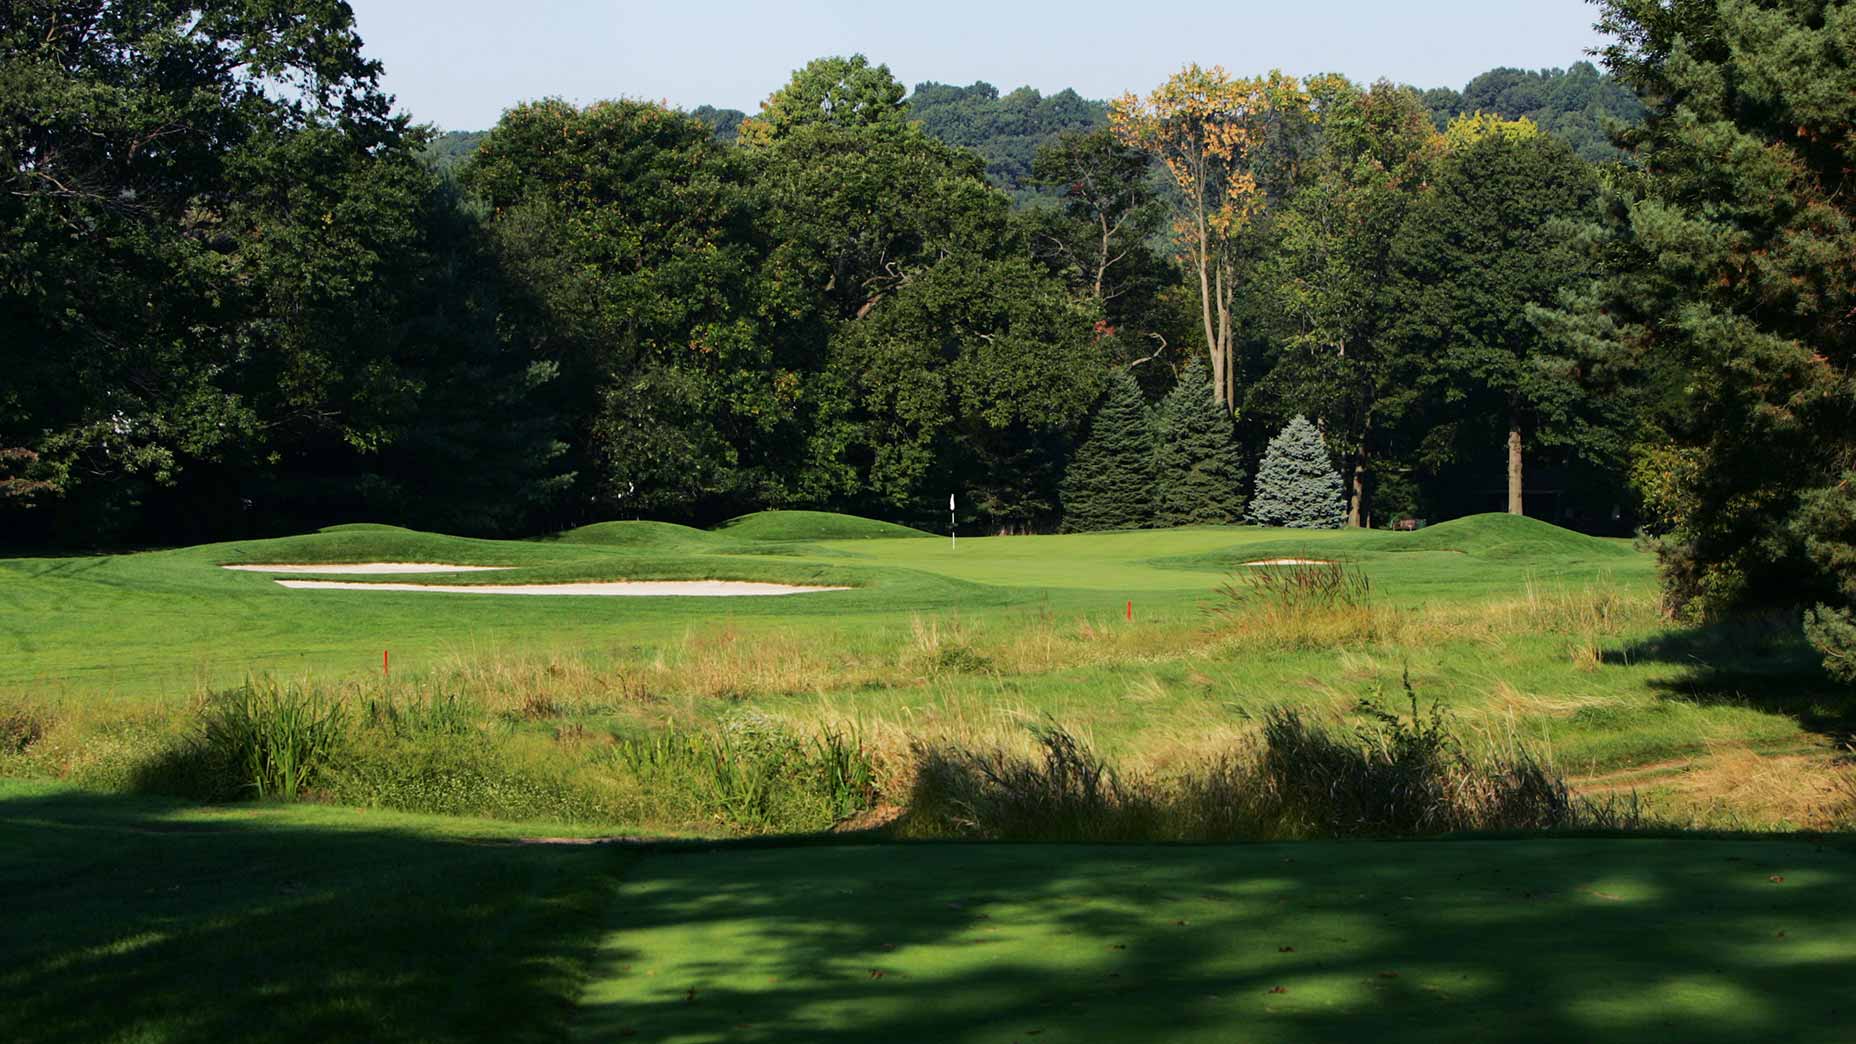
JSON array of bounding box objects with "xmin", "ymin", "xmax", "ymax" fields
[
  {"xmin": 222, "ymin": 563, "xmax": 512, "ymax": 574},
  {"xmin": 1244, "ymin": 558, "xmax": 1336, "ymax": 567},
  {"xmin": 272, "ymin": 579, "xmax": 848, "ymax": 597}
]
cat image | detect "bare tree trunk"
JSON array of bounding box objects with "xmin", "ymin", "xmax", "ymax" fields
[
  {"xmin": 1349, "ymin": 419, "xmax": 1370, "ymax": 528},
  {"xmin": 1195, "ymin": 215, "xmax": 1223, "ymax": 407},
  {"xmin": 1095, "ymin": 212, "xmax": 1110, "ymax": 301},
  {"xmin": 1214, "ymin": 260, "xmax": 1234, "ymax": 411},
  {"xmin": 1507, "ymin": 411, "xmax": 1524, "ymax": 516}
]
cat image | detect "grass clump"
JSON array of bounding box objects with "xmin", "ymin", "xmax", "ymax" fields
[
  {"xmin": 907, "ymin": 723, "xmax": 1154, "ymax": 842},
  {"xmin": 0, "ymin": 706, "xmax": 49, "ymax": 756},
  {"xmin": 608, "ymin": 714, "xmax": 877, "ymax": 833},
  {"xmin": 1206, "ymin": 558, "xmax": 1377, "ymax": 646},
  {"xmin": 192, "ymin": 679, "xmax": 348, "ymax": 801},
  {"xmin": 1258, "ymin": 674, "xmax": 1633, "ymax": 835},
  {"xmin": 903, "ymin": 677, "xmax": 1639, "ymax": 842}
]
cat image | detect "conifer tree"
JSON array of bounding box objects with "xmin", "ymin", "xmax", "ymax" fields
[
  {"xmin": 1154, "ymin": 358, "xmax": 1247, "ymax": 526},
  {"xmin": 1249, "ymin": 415, "xmax": 1345, "ymax": 529},
  {"xmin": 1059, "ymin": 371, "xmax": 1156, "ymax": 532}
]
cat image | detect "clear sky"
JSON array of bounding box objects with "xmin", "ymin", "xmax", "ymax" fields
[{"xmin": 345, "ymin": 0, "xmax": 1613, "ymax": 132}]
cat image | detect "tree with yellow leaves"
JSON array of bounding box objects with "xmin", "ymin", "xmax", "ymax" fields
[{"xmin": 1109, "ymin": 67, "xmax": 1309, "ymax": 411}]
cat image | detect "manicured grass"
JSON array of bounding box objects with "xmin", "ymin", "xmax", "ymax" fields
[
  {"xmin": 0, "ymin": 511, "xmax": 1643, "ymax": 696},
  {"xmin": 6, "ymin": 780, "xmax": 1850, "ymax": 1043},
  {"xmin": 585, "ymin": 838, "xmax": 1856, "ymax": 1043},
  {"xmin": 3, "ymin": 511, "xmax": 1847, "ymax": 829}
]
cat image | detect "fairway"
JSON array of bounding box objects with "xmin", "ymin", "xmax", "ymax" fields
[
  {"xmin": 4, "ymin": 781, "xmax": 1851, "ymax": 1044},
  {"xmin": 0, "ymin": 511, "xmax": 1645, "ymax": 696}
]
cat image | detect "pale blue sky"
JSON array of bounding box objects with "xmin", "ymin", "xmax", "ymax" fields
[{"xmin": 346, "ymin": 0, "xmax": 1613, "ymax": 132}]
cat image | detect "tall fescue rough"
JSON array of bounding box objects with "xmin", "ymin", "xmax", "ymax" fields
[
  {"xmin": 906, "ymin": 723, "xmax": 1155, "ymax": 841},
  {"xmin": 904, "ymin": 681, "xmax": 1638, "ymax": 841},
  {"xmin": 198, "ymin": 679, "xmax": 348, "ymax": 800},
  {"xmin": 1206, "ymin": 558, "xmax": 1375, "ymax": 645},
  {"xmin": 609, "ymin": 714, "xmax": 877, "ymax": 833}
]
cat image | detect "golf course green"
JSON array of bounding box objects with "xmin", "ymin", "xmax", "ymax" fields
[{"xmin": 3, "ymin": 511, "xmax": 1851, "ymax": 1041}]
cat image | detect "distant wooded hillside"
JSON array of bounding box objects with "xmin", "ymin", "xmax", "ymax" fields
[{"xmin": 422, "ymin": 62, "xmax": 1643, "ymax": 181}]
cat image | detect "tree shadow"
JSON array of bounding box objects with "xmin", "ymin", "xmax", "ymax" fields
[
  {"xmin": 1605, "ymin": 615, "xmax": 1856, "ymax": 741},
  {"xmin": 575, "ymin": 835, "xmax": 1856, "ymax": 1043},
  {"xmin": 9, "ymin": 785, "xmax": 1855, "ymax": 1043},
  {"xmin": 0, "ymin": 786, "xmax": 631, "ymax": 1044}
]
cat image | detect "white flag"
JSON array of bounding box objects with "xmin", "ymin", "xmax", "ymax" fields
[{"xmin": 949, "ymin": 494, "xmax": 955, "ymax": 512}]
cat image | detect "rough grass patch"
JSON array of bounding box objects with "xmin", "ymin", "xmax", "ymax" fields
[
  {"xmin": 606, "ymin": 714, "xmax": 877, "ymax": 833},
  {"xmin": 197, "ymin": 679, "xmax": 348, "ymax": 801},
  {"xmin": 0, "ymin": 706, "xmax": 49, "ymax": 756}
]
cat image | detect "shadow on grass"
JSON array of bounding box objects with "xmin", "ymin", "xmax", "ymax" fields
[
  {"xmin": 7, "ymin": 785, "xmax": 1855, "ymax": 1044},
  {"xmin": 577, "ymin": 834, "xmax": 1856, "ymax": 1044},
  {"xmin": 1606, "ymin": 615, "xmax": 1856, "ymax": 742},
  {"xmin": 0, "ymin": 785, "xmax": 632, "ymax": 1044}
]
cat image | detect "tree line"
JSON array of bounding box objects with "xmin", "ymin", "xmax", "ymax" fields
[{"xmin": 3, "ymin": 3, "xmax": 1851, "ymax": 677}]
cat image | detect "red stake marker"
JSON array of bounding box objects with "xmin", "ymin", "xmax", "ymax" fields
[
  {"xmin": 1126, "ymin": 600, "xmax": 1133, "ymax": 622},
  {"xmin": 383, "ymin": 649, "xmax": 390, "ymax": 677}
]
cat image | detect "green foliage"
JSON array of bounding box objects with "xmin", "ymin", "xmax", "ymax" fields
[
  {"xmin": 1384, "ymin": 123, "xmax": 1613, "ymax": 516},
  {"xmin": 826, "ymin": 254, "xmax": 1105, "ymax": 525},
  {"xmin": 465, "ymin": 97, "xmax": 784, "ymax": 517},
  {"xmin": 1420, "ymin": 62, "xmax": 1645, "ymax": 163},
  {"xmin": 1577, "ymin": 1, "xmax": 1856, "ymax": 624},
  {"xmin": 197, "ymin": 681, "xmax": 349, "ymax": 802},
  {"xmin": 1024, "ymin": 127, "xmax": 1175, "ymax": 347},
  {"xmin": 1060, "ymin": 372, "xmax": 1158, "ymax": 532},
  {"xmin": 1250, "ymin": 78, "xmax": 1439, "ymax": 525},
  {"xmin": 739, "ymin": 54, "xmax": 909, "ymax": 145},
  {"xmin": 1803, "ymin": 606, "xmax": 1856, "ymax": 684},
  {"xmin": 609, "ymin": 716, "xmax": 877, "ymax": 832},
  {"xmin": 420, "ymin": 129, "xmax": 486, "ymax": 169},
  {"xmin": 908, "ymin": 81, "xmax": 1106, "ymax": 200},
  {"xmin": 689, "ymin": 104, "xmax": 747, "ymax": 143},
  {"xmin": 1800, "ymin": 475, "xmax": 1856, "ymax": 682},
  {"xmin": 1154, "ymin": 358, "xmax": 1247, "ymax": 525},
  {"xmin": 1249, "ymin": 416, "xmax": 1345, "ymax": 529}
]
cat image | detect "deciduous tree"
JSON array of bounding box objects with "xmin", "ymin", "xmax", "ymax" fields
[{"xmin": 1110, "ymin": 67, "xmax": 1310, "ymax": 411}]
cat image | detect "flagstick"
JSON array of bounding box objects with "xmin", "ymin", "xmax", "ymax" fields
[{"xmin": 949, "ymin": 494, "xmax": 956, "ymax": 551}]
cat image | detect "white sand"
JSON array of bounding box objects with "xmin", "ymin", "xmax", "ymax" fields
[
  {"xmin": 272, "ymin": 579, "xmax": 849, "ymax": 597},
  {"xmin": 222, "ymin": 563, "xmax": 513, "ymax": 574},
  {"xmin": 1243, "ymin": 559, "xmax": 1335, "ymax": 567}
]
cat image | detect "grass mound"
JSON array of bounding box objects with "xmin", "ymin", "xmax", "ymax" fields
[
  {"xmin": 714, "ymin": 510, "xmax": 932, "ymax": 542},
  {"xmin": 204, "ymin": 527, "xmax": 528, "ymax": 569},
  {"xmin": 1397, "ymin": 512, "xmax": 1634, "ymax": 559},
  {"xmin": 546, "ymin": 520, "xmax": 727, "ymax": 551}
]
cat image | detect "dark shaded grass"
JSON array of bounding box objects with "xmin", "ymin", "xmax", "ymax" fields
[
  {"xmin": 576, "ymin": 835, "xmax": 1856, "ymax": 1044},
  {"xmin": 0, "ymin": 783, "xmax": 629, "ymax": 1044}
]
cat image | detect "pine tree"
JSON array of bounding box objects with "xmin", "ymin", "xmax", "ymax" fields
[
  {"xmin": 1249, "ymin": 415, "xmax": 1345, "ymax": 529},
  {"xmin": 1060, "ymin": 371, "xmax": 1156, "ymax": 532},
  {"xmin": 1154, "ymin": 358, "xmax": 1247, "ymax": 526}
]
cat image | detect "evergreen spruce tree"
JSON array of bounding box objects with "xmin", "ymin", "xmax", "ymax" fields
[
  {"xmin": 1154, "ymin": 358, "xmax": 1247, "ymax": 526},
  {"xmin": 1059, "ymin": 371, "xmax": 1156, "ymax": 532},
  {"xmin": 1249, "ymin": 415, "xmax": 1345, "ymax": 529}
]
